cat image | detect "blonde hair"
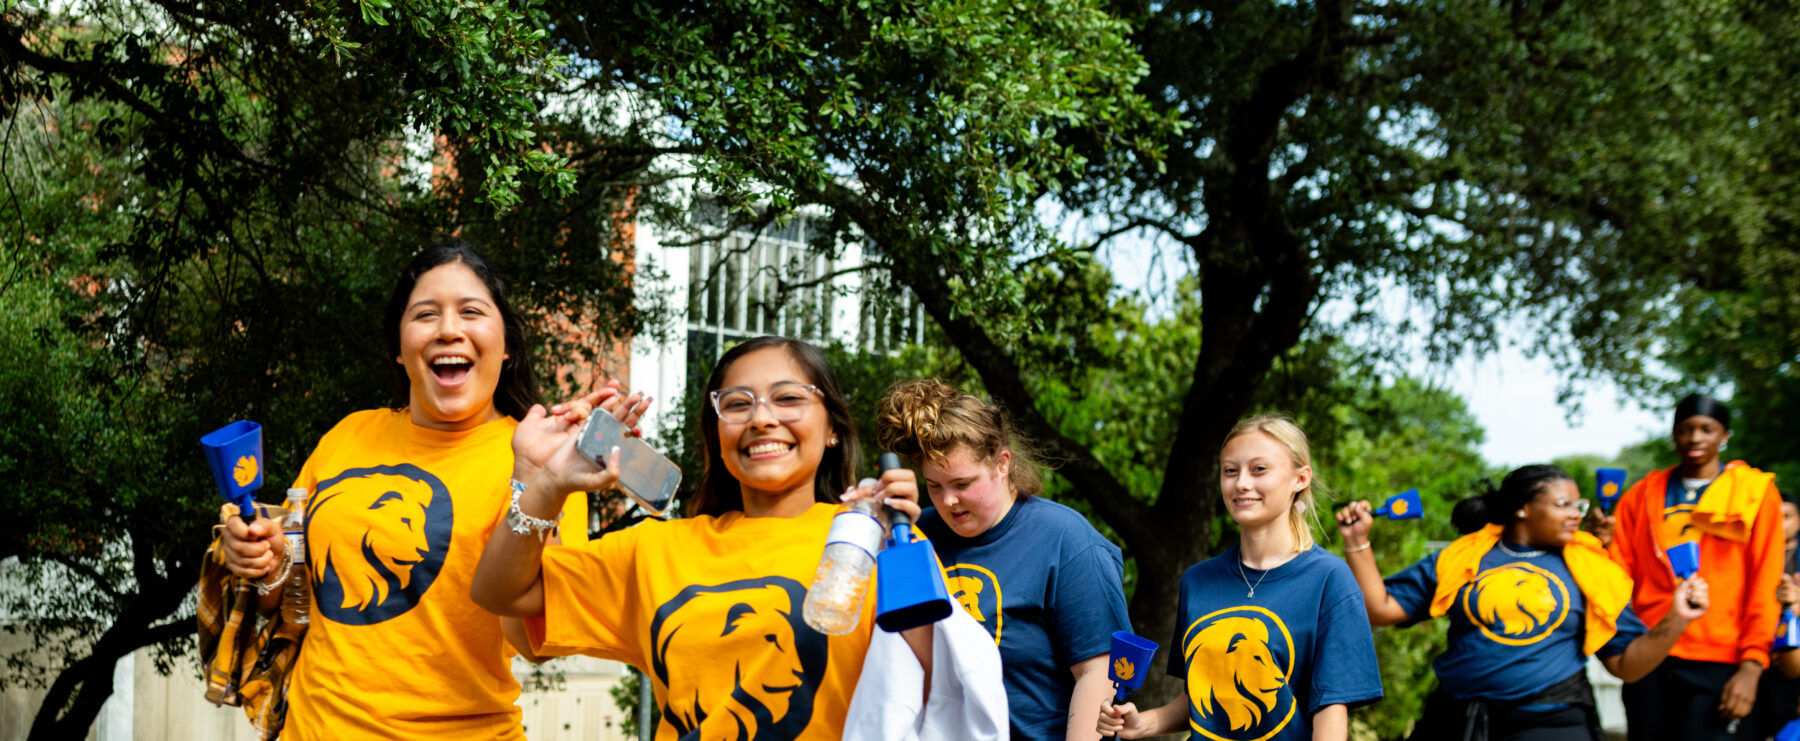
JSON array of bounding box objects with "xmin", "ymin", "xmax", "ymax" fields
[
  {"xmin": 876, "ymin": 378, "xmax": 1043, "ymax": 497},
  {"xmin": 1222, "ymin": 414, "xmax": 1327, "ymax": 552}
]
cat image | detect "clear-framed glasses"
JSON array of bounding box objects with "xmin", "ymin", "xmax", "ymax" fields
[
  {"xmin": 710, "ymin": 383, "xmax": 821, "ymax": 423},
  {"xmin": 1550, "ymin": 498, "xmax": 1591, "ymax": 517}
]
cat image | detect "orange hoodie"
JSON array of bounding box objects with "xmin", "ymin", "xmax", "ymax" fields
[{"xmin": 1607, "ymin": 463, "xmax": 1784, "ymax": 667}]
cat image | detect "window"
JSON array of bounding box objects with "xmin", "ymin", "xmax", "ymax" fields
[{"xmin": 684, "ymin": 198, "xmax": 921, "ymax": 363}]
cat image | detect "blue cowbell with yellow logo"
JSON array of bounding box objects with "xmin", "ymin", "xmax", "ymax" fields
[{"xmin": 201, "ymin": 420, "xmax": 265, "ymax": 523}]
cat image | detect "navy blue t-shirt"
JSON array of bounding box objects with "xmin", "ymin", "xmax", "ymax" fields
[
  {"xmin": 919, "ymin": 496, "xmax": 1132, "ymax": 739},
  {"xmin": 1168, "ymin": 546, "xmax": 1383, "ymax": 741},
  {"xmin": 1384, "ymin": 545, "xmax": 1646, "ymax": 701}
]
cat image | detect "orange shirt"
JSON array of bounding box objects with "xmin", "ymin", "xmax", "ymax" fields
[{"xmin": 1608, "ymin": 464, "xmax": 1783, "ymax": 667}]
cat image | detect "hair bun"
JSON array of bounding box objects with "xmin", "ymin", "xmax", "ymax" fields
[
  {"xmin": 1451, "ymin": 496, "xmax": 1490, "ymax": 535},
  {"xmin": 876, "ymin": 378, "xmax": 961, "ymax": 459}
]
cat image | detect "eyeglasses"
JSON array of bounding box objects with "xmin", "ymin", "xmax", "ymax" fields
[
  {"xmin": 710, "ymin": 383, "xmax": 821, "ymax": 423},
  {"xmin": 1548, "ymin": 498, "xmax": 1592, "ymax": 517}
]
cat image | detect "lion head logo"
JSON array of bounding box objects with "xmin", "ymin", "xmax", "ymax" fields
[
  {"xmin": 1182, "ymin": 607, "xmax": 1296, "ymax": 741},
  {"xmin": 1463, "ymin": 562, "xmax": 1570, "ymax": 646},
  {"xmin": 649, "ymin": 577, "xmax": 827, "ymax": 740},
  {"xmin": 307, "ymin": 464, "xmax": 454, "ymax": 626},
  {"xmin": 943, "ymin": 563, "xmax": 1004, "ymax": 644},
  {"xmin": 233, "ymin": 455, "xmax": 259, "ymax": 487}
]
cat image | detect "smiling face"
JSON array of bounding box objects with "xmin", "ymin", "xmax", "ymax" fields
[
  {"xmin": 1673, "ymin": 414, "xmax": 1728, "ymax": 468},
  {"xmin": 923, "ymin": 445, "xmax": 1014, "ymax": 538},
  {"xmin": 1517, "ymin": 478, "xmax": 1583, "ymax": 548},
  {"xmin": 1218, "ymin": 431, "xmax": 1311, "ymax": 534},
  {"xmin": 715, "ymin": 347, "xmax": 833, "ymax": 510},
  {"xmin": 396, "ymin": 261, "xmax": 508, "ymax": 431}
]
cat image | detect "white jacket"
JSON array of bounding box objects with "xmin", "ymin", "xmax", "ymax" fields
[{"xmin": 843, "ymin": 606, "xmax": 1009, "ymax": 740}]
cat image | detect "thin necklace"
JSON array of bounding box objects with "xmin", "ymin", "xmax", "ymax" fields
[
  {"xmin": 1236, "ymin": 553, "xmax": 1290, "ymax": 598},
  {"xmin": 1495, "ymin": 540, "xmax": 1546, "ymax": 558}
]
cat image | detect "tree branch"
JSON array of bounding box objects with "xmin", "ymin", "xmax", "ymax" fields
[{"xmin": 815, "ymin": 181, "xmax": 1156, "ymax": 546}]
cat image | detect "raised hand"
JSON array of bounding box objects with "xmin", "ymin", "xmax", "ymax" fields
[
  {"xmin": 1672, "ymin": 576, "xmax": 1710, "ymax": 621},
  {"xmin": 842, "ymin": 466, "xmax": 922, "ymax": 526},
  {"xmin": 1587, "ymin": 509, "xmax": 1616, "ymax": 547},
  {"xmin": 1335, "ymin": 500, "xmax": 1374, "ymax": 547}
]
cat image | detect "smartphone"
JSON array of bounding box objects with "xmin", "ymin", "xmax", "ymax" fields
[{"xmin": 575, "ymin": 411, "xmax": 682, "ymax": 516}]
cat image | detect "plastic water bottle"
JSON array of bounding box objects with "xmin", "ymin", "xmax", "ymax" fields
[
  {"xmin": 803, "ymin": 479, "xmax": 884, "ymax": 635},
  {"xmin": 281, "ymin": 487, "xmax": 311, "ymax": 625}
]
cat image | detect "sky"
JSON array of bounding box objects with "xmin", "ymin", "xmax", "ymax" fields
[
  {"xmin": 1070, "ymin": 212, "xmax": 1668, "ymax": 468},
  {"xmin": 1433, "ymin": 342, "xmax": 1663, "ymax": 467}
]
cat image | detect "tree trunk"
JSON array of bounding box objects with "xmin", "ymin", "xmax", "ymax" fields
[
  {"xmin": 28, "ymin": 589, "xmax": 194, "ymax": 739},
  {"xmin": 30, "ymin": 635, "xmax": 123, "ymax": 741}
]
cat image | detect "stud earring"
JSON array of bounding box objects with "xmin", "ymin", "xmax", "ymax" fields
[
  {"xmin": 828, "ymin": 436, "xmax": 838, "ymax": 446},
  {"xmin": 1517, "ymin": 511, "xmax": 1526, "ymax": 519}
]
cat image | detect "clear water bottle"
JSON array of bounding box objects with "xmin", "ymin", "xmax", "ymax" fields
[
  {"xmin": 803, "ymin": 479, "xmax": 884, "ymax": 635},
  {"xmin": 281, "ymin": 487, "xmax": 311, "ymax": 625}
]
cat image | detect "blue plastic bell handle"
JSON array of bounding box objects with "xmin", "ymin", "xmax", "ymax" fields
[
  {"xmin": 1373, "ymin": 489, "xmax": 1422, "ymax": 520},
  {"xmin": 1109, "ymin": 631, "xmax": 1159, "ymax": 703},
  {"xmin": 874, "ymin": 452, "xmax": 954, "ymax": 632},
  {"xmin": 200, "ymin": 420, "xmax": 264, "ymax": 523},
  {"xmin": 1778, "ymin": 610, "xmax": 1800, "ymax": 651},
  {"xmin": 1666, "ymin": 541, "xmax": 1701, "ymax": 580},
  {"xmin": 1596, "ymin": 468, "xmax": 1627, "ymax": 513},
  {"xmin": 1778, "ymin": 718, "xmax": 1800, "ymax": 741}
]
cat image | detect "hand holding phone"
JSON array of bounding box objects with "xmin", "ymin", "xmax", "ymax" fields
[{"xmin": 575, "ymin": 410, "xmax": 682, "ymax": 516}]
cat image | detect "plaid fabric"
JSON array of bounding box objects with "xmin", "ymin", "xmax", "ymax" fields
[{"xmin": 197, "ymin": 504, "xmax": 305, "ymax": 741}]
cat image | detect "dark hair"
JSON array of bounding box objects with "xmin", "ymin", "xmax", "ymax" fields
[
  {"xmin": 1450, "ymin": 497, "xmax": 1490, "ymax": 535},
  {"xmin": 1455, "ymin": 464, "xmax": 1576, "ymax": 528},
  {"xmin": 1674, "ymin": 393, "xmax": 1731, "ymax": 431},
  {"xmin": 688, "ymin": 336, "xmax": 859, "ymax": 517},
  {"xmin": 383, "ymin": 241, "xmax": 539, "ymax": 420}
]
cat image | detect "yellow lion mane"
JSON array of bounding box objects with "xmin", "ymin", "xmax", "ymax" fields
[
  {"xmin": 946, "ymin": 574, "xmax": 987, "ymax": 622},
  {"xmin": 1473, "ymin": 567, "xmax": 1559, "ymax": 637},
  {"xmin": 1186, "ymin": 616, "xmax": 1287, "ymax": 732},
  {"xmin": 312, "ymin": 473, "xmax": 436, "ymax": 611},
  {"xmin": 660, "ymin": 584, "xmax": 803, "ymax": 735}
]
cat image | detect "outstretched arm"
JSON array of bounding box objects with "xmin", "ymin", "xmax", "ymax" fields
[
  {"xmin": 1334, "ymin": 500, "xmax": 1410, "ymax": 626},
  {"xmin": 1602, "ymin": 577, "xmax": 1708, "ymax": 682}
]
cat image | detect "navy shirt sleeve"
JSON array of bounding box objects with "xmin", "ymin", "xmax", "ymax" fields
[
  {"xmin": 1310, "ymin": 565, "xmax": 1385, "ymax": 714},
  {"xmin": 1596, "ymin": 605, "xmax": 1648, "ymax": 659},
  {"xmin": 1382, "ymin": 551, "xmax": 1438, "ymax": 626},
  {"xmin": 1053, "ymin": 543, "xmax": 1133, "ymax": 668}
]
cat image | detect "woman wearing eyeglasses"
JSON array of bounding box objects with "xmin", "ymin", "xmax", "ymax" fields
[
  {"xmin": 1607, "ymin": 394, "xmax": 1785, "ymax": 740},
  {"xmin": 471, "ymin": 336, "xmax": 931, "ymax": 739},
  {"xmin": 1336, "ymin": 465, "xmax": 1709, "ymax": 741}
]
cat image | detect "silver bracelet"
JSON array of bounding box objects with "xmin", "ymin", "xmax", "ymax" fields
[
  {"xmin": 1344, "ymin": 541, "xmax": 1372, "ymax": 553},
  {"xmin": 256, "ymin": 552, "xmax": 293, "ymax": 595},
  {"xmin": 507, "ymin": 479, "xmax": 559, "ymax": 542}
]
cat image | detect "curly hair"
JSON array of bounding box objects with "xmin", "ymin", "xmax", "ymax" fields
[{"xmin": 875, "ymin": 378, "xmax": 1043, "ymax": 497}]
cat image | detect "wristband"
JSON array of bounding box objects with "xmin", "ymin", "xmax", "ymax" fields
[{"xmin": 1344, "ymin": 542, "xmax": 1372, "ymax": 553}]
